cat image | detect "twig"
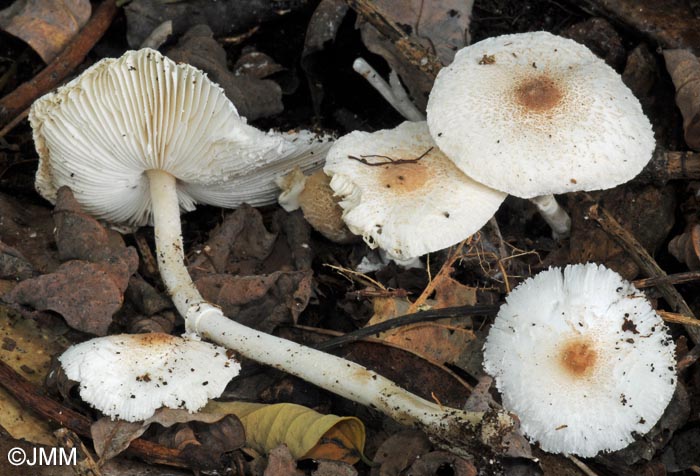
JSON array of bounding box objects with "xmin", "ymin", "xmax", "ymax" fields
[
  {"xmin": 678, "ymin": 344, "xmax": 700, "ymax": 371},
  {"xmin": 315, "ymin": 302, "xmax": 499, "ymax": 350},
  {"xmin": 568, "ymin": 455, "xmax": 601, "ymax": 476},
  {"xmin": 0, "ymin": 359, "xmax": 189, "ymax": 468},
  {"xmin": 348, "ymin": 147, "xmax": 433, "ymax": 166},
  {"xmin": 0, "ymin": 0, "xmax": 118, "ymax": 129},
  {"xmin": 586, "ymin": 202, "xmax": 700, "ymax": 343},
  {"xmin": 408, "ymin": 238, "xmax": 469, "ymax": 313},
  {"xmin": 633, "ymin": 271, "xmax": 700, "ymax": 288},
  {"xmin": 342, "ymin": 0, "xmax": 443, "ymax": 77},
  {"xmin": 658, "ymin": 310, "xmax": 700, "ymax": 327},
  {"xmin": 0, "ymin": 107, "xmax": 29, "ymax": 139}
]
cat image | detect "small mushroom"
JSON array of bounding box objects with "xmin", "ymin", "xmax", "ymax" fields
[
  {"xmin": 427, "ymin": 32, "xmax": 655, "ymax": 236},
  {"xmin": 483, "ymin": 263, "xmax": 676, "ymax": 457},
  {"xmin": 30, "ymin": 49, "xmax": 501, "ymax": 449},
  {"xmin": 323, "ymin": 121, "xmax": 506, "ymax": 260},
  {"xmin": 277, "ymin": 167, "xmax": 357, "ymax": 244},
  {"xmin": 59, "ymin": 333, "xmax": 241, "ymax": 421}
]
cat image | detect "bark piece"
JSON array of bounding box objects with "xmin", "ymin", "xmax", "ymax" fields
[{"xmin": 664, "ymin": 49, "xmax": 700, "ymax": 150}]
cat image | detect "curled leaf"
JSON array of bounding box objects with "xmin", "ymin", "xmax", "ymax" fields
[{"xmin": 205, "ymin": 401, "xmax": 365, "ymax": 464}]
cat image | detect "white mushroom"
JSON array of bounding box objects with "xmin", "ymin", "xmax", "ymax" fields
[
  {"xmin": 324, "ymin": 120, "xmax": 506, "ymax": 260},
  {"xmin": 483, "ymin": 263, "xmax": 676, "ymax": 457},
  {"xmin": 31, "ymin": 48, "xmax": 502, "ymax": 449},
  {"xmin": 59, "ymin": 333, "xmax": 240, "ymax": 421},
  {"xmin": 427, "ymin": 32, "xmax": 655, "ymax": 236}
]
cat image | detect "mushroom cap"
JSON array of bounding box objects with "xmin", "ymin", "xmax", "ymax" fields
[
  {"xmin": 426, "ymin": 32, "xmax": 655, "ymax": 198},
  {"xmin": 483, "ymin": 263, "xmax": 676, "ymax": 457},
  {"xmin": 59, "ymin": 333, "xmax": 241, "ymax": 422},
  {"xmin": 30, "ymin": 48, "xmax": 329, "ymax": 226},
  {"xmin": 323, "ymin": 121, "xmax": 506, "ymax": 260}
]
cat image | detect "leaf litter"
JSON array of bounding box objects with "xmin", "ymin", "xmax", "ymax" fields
[{"xmin": 2, "ymin": 0, "xmax": 700, "ymax": 474}]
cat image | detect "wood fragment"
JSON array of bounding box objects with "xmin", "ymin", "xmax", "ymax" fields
[
  {"xmin": 342, "ymin": 0, "xmax": 443, "ymax": 77},
  {"xmin": 641, "ymin": 149, "xmax": 700, "ymax": 184},
  {"xmin": 0, "ymin": 359, "xmax": 189, "ymax": 467},
  {"xmin": 0, "ymin": 0, "xmax": 118, "ymax": 129},
  {"xmin": 664, "ymin": 49, "xmax": 700, "ymax": 150},
  {"xmin": 633, "ymin": 270, "xmax": 700, "ymax": 288},
  {"xmin": 54, "ymin": 428, "xmax": 102, "ymax": 476},
  {"xmin": 587, "ymin": 203, "xmax": 700, "ymax": 343}
]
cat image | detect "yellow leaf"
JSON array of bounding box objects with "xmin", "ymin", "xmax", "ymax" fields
[
  {"xmin": 204, "ymin": 401, "xmax": 365, "ymax": 464},
  {"xmin": 0, "ymin": 304, "xmax": 71, "ymax": 445}
]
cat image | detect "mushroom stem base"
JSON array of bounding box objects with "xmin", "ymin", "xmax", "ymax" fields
[
  {"xmin": 530, "ymin": 194, "xmax": 571, "ymax": 238},
  {"xmin": 147, "ymin": 168, "xmax": 494, "ymax": 450}
]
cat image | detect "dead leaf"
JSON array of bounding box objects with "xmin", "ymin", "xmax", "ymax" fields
[
  {"xmin": 5, "ymin": 257, "xmax": 137, "ymax": 335},
  {"xmin": 167, "ymin": 25, "xmax": 283, "ymax": 120},
  {"xmin": 124, "ymin": 0, "xmax": 308, "ymax": 49},
  {"xmin": 313, "ymin": 460, "xmax": 358, "ymax": 476},
  {"xmin": 205, "ymin": 401, "xmax": 366, "ymax": 464},
  {"xmin": 359, "ymin": 0, "xmax": 473, "ymax": 110},
  {"xmin": 408, "ymin": 450, "xmax": 477, "ymax": 476},
  {"xmin": 53, "ymin": 186, "xmax": 130, "ymax": 263},
  {"xmin": 0, "ymin": 304, "xmax": 70, "ymax": 445},
  {"xmin": 301, "ymin": 0, "xmax": 351, "ymax": 114},
  {"xmin": 561, "ymin": 18, "xmax": 626, "ymax": 70},
  {"xmin": 263, "ymin": 444, "xmax": 304, "ymax": 476},
  {"xmin": 0, "ymin": 0, "xmax": 91, "ymax": 63},
  {"xmin": 558, "ymin": 185, "xmax": 676, "ymax": 280},
  {"xmin": 91, "ymin": 407, "xmax": 244, "ymax": 461},
  {"xmin": 370, "ymin": 429, "xmax": 432, "ymax": 476},
  {"xmin": 195, "ymin": 270, "xmax": 313, "ymax": 331},
  {"xmin": 363, "ymin": 277, "xmax": 478, "ymax": 367},
  {"xmin": 189, "ymin": 205, "xmax": 277, "ymax": 279},
  {"xmin": 0, "ymin": 192, "xmax": 59, "ymax": 274},
  {"xmin": 0, "ymin": 241, "xmax": 35, "ymax": 280},
  {"xmin": 234, "ymin": 49, "xmax": 285, "ymax": 79},
  {"xmin": 661, "ymin": 427, "xmax": 700, "ymax": 472}
]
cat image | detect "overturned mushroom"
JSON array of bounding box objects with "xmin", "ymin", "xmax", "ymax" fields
[
  {"xmin": 30, "ymin": 48, "xmax": 505, "ymax": 451},
  {"xmin": 59, "ymin": 333, "xmax": 240, "ymax": 421},
  {"xmin": 427, "ymin": 32, "xmax": 655, "ymax": 236},
  {"xmin": 483, "ymin": 263, "xmax": 676, "ymax": 457},
  {"xmin": 323, "ymin": 121, "xmax": 506, "ymax": 260}
]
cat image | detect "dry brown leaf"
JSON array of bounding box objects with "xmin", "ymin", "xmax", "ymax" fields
[
  {"xmin": 359, "ymin": 0, "xmax": 473, "ymax": 109},
  {"xmin": 364, "ymin": 277, "xmax": 478, "ymax": 366},
  {"xmin": 6, "ymin": 257, "xmax": 137, "ymax": 335},
  {"xmin": 408, "ymin": 450, "xmax": 476, "ymax": 476},
  {"xmin": 0, "ymin": 304, "xmax": 70, "ymax": 445},
  {"xmin": 370, "ymin": 429, "xmax": 432, "ymax": 476},
  {"xmin": 205, "ymin": 401, "xmax": 366, "ymax": 464},
  {"xmin": 264, "ymin": 444, "xmax": 304, "ymax": 476},
  {"xmin": 0, "ymin": 0, "xmax": 90, "ymax": 62},
  {"xmin": 167, "ymin": 24, "xmax": 283, "ymax": 120},
  {"xmin": 91, "ymin": 407, "xmax": 244, "ymax": 461},
  {"xmin": 196, "ymin": 270, "xmax": 313, "ymax": 331}
]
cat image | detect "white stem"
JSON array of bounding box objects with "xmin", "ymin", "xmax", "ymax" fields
[
  {"xmin": 353, "ymin": 58, "xmax": 425, "ymax": 122},
  {"xmin": 147, "ymin": 169, "xmax": 492, "ymax": 447},
  {"xmin": 529, "ymin": 194, "xmax": 571, "ymax": 238}
]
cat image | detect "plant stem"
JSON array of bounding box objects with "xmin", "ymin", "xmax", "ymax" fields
[{"xmin": 530, "ymin": 194, "xmax": 571, "ymax": 238}]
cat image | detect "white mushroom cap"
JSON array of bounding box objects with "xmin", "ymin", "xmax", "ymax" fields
[
  {"xmin": 323, "ymin": 121, "xmax": 506, "ymax": 260},
  {"xmin": 483, "ymin": 263, "xmax": 676, "ymax": 457},
  {"xmin": 427, "ymin": 32, "xmax": 655, "ymax": 198},
  {"xmin": 30, "ymin": 48, "xmax": 330, "ymax": 226},
  {"xmin": 59, "ymin": 333, "xmax": 241, "ymax": 422}
]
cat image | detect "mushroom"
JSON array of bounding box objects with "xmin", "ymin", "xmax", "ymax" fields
[
  {"xmin": 277, "ymin": 167, "xmax": 357, "ymax": 244},
  {"xmin": 30, "ymin": 48, "xmax": 504, "ymax": 449},
  {"xmin": 58, "ymin": 333, "xmax": 241, "ymax": 421},
  {"xmin": 483, "ymin": 263, "xmax": 676, "ymax": 457},
  {"xmin": 427, "ymin": 32, "xmax": 655, "ymax": 236},
  {"xmin": 323, "ymin": 120, "xmax": 506, "ymax": 260}
]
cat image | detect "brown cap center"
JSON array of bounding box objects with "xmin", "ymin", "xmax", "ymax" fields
[
  {"xmin": 558, "ymin": 337, "xmax": 597, "ymax": 378},
  {"xmin": 514, "ymin": 75, "xmax": 563, "ymax": 113},
  {"xmin": 379, "ymin": 162, "xmax": 429, "ymax": 194}
]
